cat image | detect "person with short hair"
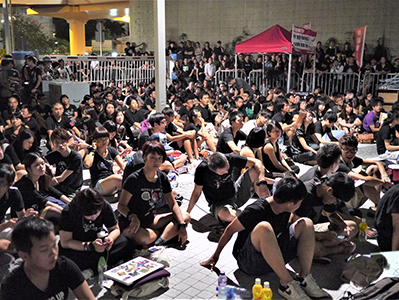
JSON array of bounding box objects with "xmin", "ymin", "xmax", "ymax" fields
[
  {"xmin": 84, "ymin": 127, "xmax": 124, "ymax": 196},
  {"xmin": 201, "ymin": 177, "xmax": 330, "ymax": 300},
  {"xmin": 61, "ymin": 94, "xmax": 78, "ymax": 121},
  {"xmin": 0, "ymin": 216, "xmax": 96, "ymax": 300},
  {"xmin": 314, "ymin": 111, "xmax": 339, "ymax": 145},
  {"xmin": 118, "ymin": 141, "xmax": 190, "ymax": 247},
  {"xmin": 59, "ymin": 188, "xmax": 135, "ymax": 273},
  {"xmin": 187, "ymin": 152, "xmax": 270, "ymax": 223},
  {"xmin": 46, "ymin": 128, "xmax": 83, "ymax": 198},
  {"xmin": 216, "ymin": 110, "xmax": 247, "ymax": 154},
  {"xmin": 363, "ymin": 97, "xmax": 384, "ymax": 134}
]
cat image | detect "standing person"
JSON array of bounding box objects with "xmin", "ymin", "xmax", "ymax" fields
[
  {"xmin": 59, "ymin": 188, "xmax": 135, "ymax": 273},
  {"xmin": 118, "ymin": 141, "xmax": 190, "ymax": 247},
  {"xmin": 0, "ymin": 216, "xmax": 96, "ymax": 300},
  {"xmin": 21, "ymin": 55, "xmax": 42, "ymax": 105},
  {"xmin": 201, "ymin": 177, "xmax": 330, "ymax": 300},
  {"xmin": 84, "ymin": 127, "xmax": 124, "ymax": 196},
  {"xmin": 205, "ymin": 57, "xmax": 216, "ymax": 82}
]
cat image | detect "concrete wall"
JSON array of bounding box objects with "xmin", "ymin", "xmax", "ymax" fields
[{"xmin": 159, "ymin": 0, "xmax": 398, "ymax": 60}]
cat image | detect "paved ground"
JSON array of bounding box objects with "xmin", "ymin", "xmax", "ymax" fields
[{"xmin": 75, "ymin": 143, "xmax": 386, "ymax": 300}]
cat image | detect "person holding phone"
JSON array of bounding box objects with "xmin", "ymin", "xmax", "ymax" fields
[{"xmin": 59, "ymin": 188, "xmax": 135, "ymax": 275}]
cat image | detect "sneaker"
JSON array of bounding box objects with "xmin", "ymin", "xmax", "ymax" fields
[
  {"xmin": 278, "ymin": 280, "xmax": 311, "ymax": 300},
  {"xmin": 296, "ymin": 274, "xmax": 330, "ymax": 298}
]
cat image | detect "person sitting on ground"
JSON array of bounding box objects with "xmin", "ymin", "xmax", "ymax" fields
[
  {"xmin": 362, "ymin": 97, "xmax": 384, "ymax": 135},
  {"xmin": 45, "ymin": 128, "xmax": 83, "ymax": 198},
  {"xmin": 61, "ymin": 94, "xmax": 78, "ymax": 121},
  {"xmin": 201, "ymin": 177, "xmax": 330, "ymax": 300},
  {"xmin": 59, "ymin": 188, "xmax": 135, "ymax": 274},
  {"xmin": 289, "ymin": 111, "xmax": 319, "ymax": 165},
  {"xmin": 338, "ymin": 134, "xmax": 391, "ymax": 209},
  {"xmin": 4, "ymin": 112, "xmax": 28, "ymax": 145},
  {"xmin": 375, "ymin": 184, "xmax": 399, "ymax": 251},
  {"xmin": 216, "ymin": 111, "xmax": 247, "ymax": 154},
  {"xmin": 314, "ymin": 111, "xmax": 339, "ymax": 145},
  {"xmin": 194, "ymin": 91, "xmax": 212, "ymax": 122},
  {"xmin": 187, "ymin": 152, "xmax": 271, "ymax": 223},
  {"xmin": 293, "ymin": 172, "xmax": 357, "ymax": 258},
  {"xmin": 337, "ymin": 102, "xmax": 362, "ymax": 134},
  {"xmin": 239, "ymin": 126, "xmax": 266, "ymax": 160},
  {"xmin": 300, "ymin": 143, "xmax": 342, "ymax": 182},
  {"xmin": 84, "ymin": 127, "xmax": 124, "ymax": 196},
  {"xmin": 241, "ymin": 110, "xmax": 270, "ymax": 135},
  {"xmin": 15, "ymin": 153, "xmax": 66, "ymax": 221},
  {"xmin": 0, "ymin": 216, "xmax": 96, "ymax": 300},
  {"xmin": 2, "ymin": 96, "xmax": 20, "ymax": 131},
  {"xmin": 376, "ymin": 110, "xmax": 399, "ymax": 157},
  {"xmin": 262, "ymin": 120, "xmax": 299, "ymax": 175},
  {"xmin": 118, "ymin": 141, "xmax": 191, "ymax": 247},
  {"xmin": 46, "ymin": 102, "xmax": 80, "ymax": 149}
]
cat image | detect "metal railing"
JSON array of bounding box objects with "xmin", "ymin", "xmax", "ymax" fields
[
  {"xmin": 300, "ymin": 72, "xmax": 360, "ymax": 95},
  {"xmin": 359, "ymin": 73, "xmax": 397, "ymax": 96},
  {"xmin": 41, "ymin": 55, "xmax": 157, "ymax": 88},
  {"xmin": 214, "ymin": 70, "xmax": 245, "ymax": 86}
]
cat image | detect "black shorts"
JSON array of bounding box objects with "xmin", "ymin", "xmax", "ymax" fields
[{"xmin": 237, "ymin": 225, "xmax": 298, "ymax": 276}]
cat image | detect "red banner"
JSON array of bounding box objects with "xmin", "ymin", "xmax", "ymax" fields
[{"xmin": 354, "ymin": 27, "xmax": 366, "ymax": 68}]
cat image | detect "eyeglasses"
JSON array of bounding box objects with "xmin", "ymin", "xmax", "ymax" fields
[
  {"xmin": 160, "ymin": 120, "xmax": 167, "ymax": 124},
  {"xmin": 271, "ymin": 130, "xmax": 281, "ymax": 134},
  {"xmin": 341, "ymin": 148, "xmax": 358, "ymax": 154}
]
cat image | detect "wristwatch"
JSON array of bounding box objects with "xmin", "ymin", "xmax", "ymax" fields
[{"xmin": 178, "ymin": 222, "xmax": 187, "ymax": 229}]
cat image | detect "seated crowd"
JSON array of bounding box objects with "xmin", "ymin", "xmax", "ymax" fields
[{"xmin": 0, "ymin": 48, "xmax": 398, "ymax": 300}]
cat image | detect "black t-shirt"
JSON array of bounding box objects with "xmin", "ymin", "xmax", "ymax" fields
[
  {"xmin": 295, "ymin": 179, "xmax": 337, "ymax": 224},
  {"xmin": 178, "ymin": 105, "xmax": 191, "ymax": 118},
  {"xmin": 0, "ymin": 187, "xmax": 24, "ymax": 221},
  {"xmin": 338, "ymin": 156, "xmax": 363, "ymax": 173},
  {"xmin": 144, "ymin": 98, "xmax": 155, "ymax": 110},
  {"xmin": 376, "ymin": 124, "xmax": 397, "ymax": 154},
  {"xmin": 166, "ymin": 122, "xmax": 179, "ymax": 136},
  {"xmin": 89, "ymin": 146, "xmax": 119, "ymax": 187},
  {"xmin": 34, "ymin": 104, "xmax": 52, "ymax": 120},
  {"xmin": 315, "ymin": 120, "xmax": 331, "ymax": 135},
  {"xmin": 184, "ymin": 122, "xmax": 201, "ymax": 133},
  {"xmin": 194, "ymin": 154, "xmax": 247, "ymax": 204},
  {"xmin": 0, "ymin": 256, "xmax": 84, "ymax": 300},
  {"xmin": 290, "ymin": 124, "xmax": 316, "ymax": 154},
  {"xmin": 216, "ymin": 127, "xmax": 247, "ymax": 154},
  {"xmin": 375, "ymin": 184, "xmax": 399, "ymax": 251},
  {"xmin": 63, "ymin": 104, "xmax": 77, "ymax": 120},
  {"xmin": 233, "ymin": 198, "xmax": 290, "ymax": 259},
  {"xmin": 46, "ymin": 150, "xmax": 83, "ymax": 191},
  {"xmin": 272, "ymin": 112, "xmax": 292, "ymax": 125},
  {"xmin": 46, "ymin": 115, "xmax": 73, "ymax": 131},
  {"xmin": 25, "ymin": 117, "xmax": 41, "ymax": 135},
  {"xmin": 0, "ymin": 152, "xmax": 12, "ymax": 166},
  {"xmin": 122, "ymin": 151, "xmax": 145, "ymax": 183},
  {"xmin": 299, "ymin": 166, "xmax": 321, "ymax": 182},
  {"xmin": 194, "ymin": 104, "xmax": 211, "ymax": 122},
  {"xmin": 5, "ymin": 144, "xmax": 26, "ymax": 167},
  {"xmin": 121, "ymin": 169, "xmax": 172, "ymax": 226},
  {"xmin": 138, "ymin": 128, "xmax": 152, "ymax": 150},
  {"xmin": 60, "ymin": 201, "xmax": 117, "ymax": 242},
  {"xmin": 2, "ymin": 108, "xmax": 20, "ymax": 123},
  {"xmin": 124, "ymin": 109, "xmax": 145, "ymax": 127}
]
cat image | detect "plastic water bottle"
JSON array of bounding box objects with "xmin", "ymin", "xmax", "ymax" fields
[
  {"xmin": 218, "ymin": 271, "xmax": 227, "ymax": 299},
  {"xmin": 252, "ymin": 278, "xmax": 263, "ymax": 300},
  {"xmin": 359, "ymin": 218, "xmax": 367, "ymax": 242},
  {"xmin": 97, "ymin": 256, "xmax": 107, "ymax": 286},
  {"xmin": 226, "ymin": 285, "xmax": 252, "ymax": 299},
  {"xmin": 261, "ymin": 281, "xmax": 273, "ymax": 300}
]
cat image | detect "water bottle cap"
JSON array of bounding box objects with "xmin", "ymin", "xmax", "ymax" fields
[
  {"xmin": 220, "ymin": 271, "xmax": 225, "ymax": 275},
  {"xmin": 263, "ymin": 281, "xmax": 270, "ymax": 288},
  {"xmin": 255, "ymin": 278, "xmax": 261, "ymax": 285}
]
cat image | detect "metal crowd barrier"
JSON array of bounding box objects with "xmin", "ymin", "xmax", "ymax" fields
[
  {"xmin": 300, "ymin": 72, "xmax": 360, "ymax": 95},
  {"xmin": 41, "ymin": 55, "xmax": 157, "ymax": 88},
  {"xmin": 360, "ymin": 73, "xmax": 397, "ymax": 96},
  {"xmin": 214, "ymin": 70, "xmax": 245, "ymax": 86}
]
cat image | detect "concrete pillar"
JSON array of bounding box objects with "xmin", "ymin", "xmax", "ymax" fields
[
  {"xmin": 129, "ymin": 0, "xmax": 154, "ymax": 52},
  {"xmin": 154, "ymin": 0, "xmax": 166, "ymax": 111},
  {"xmin": 68, "ymin": 19, "xmax": 86, "ymax": 55}
]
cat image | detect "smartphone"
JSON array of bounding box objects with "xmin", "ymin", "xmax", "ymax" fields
[{"xmin": 337, "ymin": 235, "xmax": 346, "ymax": 240}]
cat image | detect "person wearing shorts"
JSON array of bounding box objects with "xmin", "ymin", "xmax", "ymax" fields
[
  {"xmin": 201, "ymin": 177, "xmax": 330, "ymax": 300},
  {"xmin": 187, "ymin": 152, "xmax": 271, "ymax": 223}
]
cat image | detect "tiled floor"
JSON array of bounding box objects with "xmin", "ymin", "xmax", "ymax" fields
[{"xmin": 81, "ymin": 143, "xmax": 385, "ymax": 300}]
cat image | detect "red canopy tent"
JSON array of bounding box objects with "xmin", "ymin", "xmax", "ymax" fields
[
  {"xmin": 235, "ymin": 24, "xmax": 292, "ymax": 53},
  {"xmin": 235, "ymin": 24, "xmax": 295, "ymax": 93}
]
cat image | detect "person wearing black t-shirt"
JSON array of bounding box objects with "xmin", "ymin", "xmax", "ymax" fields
[
  {"xmin": 144, "ymin": 90, "xmax": 156, "ymax": 112},
  {"xmin": 59, "ymin": 188, "xmax": 135, "ymax": 273},
  {"xmin": 376, "ymin": 111, "xmax": 399, "ymax": 156},
  {"xmin": 21, "ymin": 104, "xmax": 41, "ymax": 145},
  {"xmin": 201, "ymin": 177, "xmax": 330, "ymax": 299},
  {"xmin": 84, "ymin": 127, "xmax": 124, "ymax": 196},
  {"xmin": 1, "ymin": 217, "xmax": 96, "ymax": 300},
  {"xmin": 194, "ymin": 91, "xmax": 211, "ymax": 122},
  {"xmin": 61, "ymin": 94, "xmax": 78, "ymax": 120},
  {"xmin": 216, "ymin": 110, "xmax": 246, "ymax": 154},
  {"xmin": 187, "ymin": 152, "xmax": 269, "ymax": 223},
  {"xmin": 338, "ymin": 134, "xmax": 391, "ymax": 208},
  {"xmin": 118, "ymin": 141, "xmax": 190, "ymax": 247},
  {"xmin": 271, "ymin": 97, "xmax": 297, "ymax": 141},
  {"xmin": 314, "ymin": 111, "xmax": 339, "ymax": 145}
]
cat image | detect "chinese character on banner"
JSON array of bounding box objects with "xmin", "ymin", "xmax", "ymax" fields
[
  {"xmin": 292, "ymin": 25, "xmax": 317, "ymax": 54},
  {"xmin": 354, "ymin": 27, "xmax": 366, "ymax": 68}
]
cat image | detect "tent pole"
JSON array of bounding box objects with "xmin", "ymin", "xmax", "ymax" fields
[
  {"xmin": 262, "ymin": 54, "xmax": 265, "ymax": 95},
  {"xmin": 287, "ymin": 52, "xmax": 292, "ymax": 94},
  {"xmin": 235, "ymin": 54, "xmax": 238, "ymax": 78}
]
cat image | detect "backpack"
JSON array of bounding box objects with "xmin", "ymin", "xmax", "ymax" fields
[{"xmin": 340, "ymin": 277, "xmax": 399, "ymax": 300}]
